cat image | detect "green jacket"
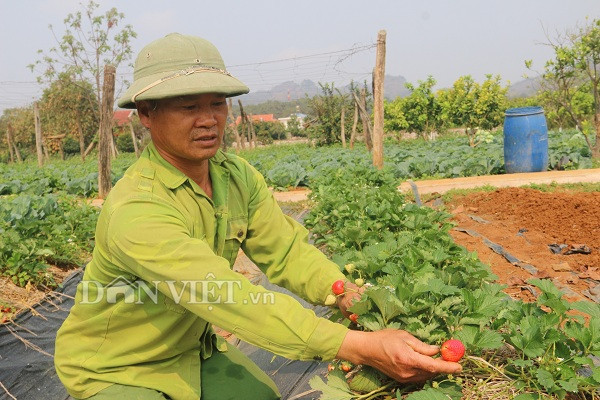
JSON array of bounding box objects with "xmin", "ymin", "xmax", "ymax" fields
[{"xmin": 55, "ymin": 142, "xmax": 348, "ymax": 400}]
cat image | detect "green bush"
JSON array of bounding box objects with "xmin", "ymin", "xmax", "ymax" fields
[
  {"xmin": 63, "ymin": 136, "xmax": 81, "ymax": 155},
  {"xmin": 116, "ymin": 133, "xmax": 135, "ymax": 153}
]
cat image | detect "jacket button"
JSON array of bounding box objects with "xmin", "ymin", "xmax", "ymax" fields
[{"xmin": 237, "ymin": 230, "xmax": 244, "ymax": 238}]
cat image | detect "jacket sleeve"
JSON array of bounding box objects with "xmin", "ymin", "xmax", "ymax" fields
[
  {"xmin": 106, "ymin": 197, "xmax": 348, "ymax": 362},
  {"xmin": 240, "ymin": 162, "xmax": 348, "ymax": 305}
]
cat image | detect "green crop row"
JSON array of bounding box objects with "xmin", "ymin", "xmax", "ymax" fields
[
  {"xmin": 240, "ymin": 130, "xmax": 593, "ymax": 189},
  {"xmin": 0, "ymin": 193, "xmax": 99, "ymax": 287}
]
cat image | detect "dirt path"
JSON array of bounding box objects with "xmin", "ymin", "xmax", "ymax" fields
[{"xmin": 400, "ymin": 168, "xmax": 600, "ymax": 194}]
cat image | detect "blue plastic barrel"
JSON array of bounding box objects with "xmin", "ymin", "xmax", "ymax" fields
[{"xmin": 503, "ymin": 106, "xmax": 548, "ymax": 173}]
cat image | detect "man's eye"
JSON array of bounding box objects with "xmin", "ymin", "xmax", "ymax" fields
[
  {"xmin": 182, "ymin": 105, "xmax": 196, "ymax": 110},
  {"xmin": 213, "ymin": 101, "xmax": 226, "ymax": 107}
]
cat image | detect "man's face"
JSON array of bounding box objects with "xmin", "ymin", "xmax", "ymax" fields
[{"xmin": 138, "ymin": 93, "xmax": 228, "ymax": 167}]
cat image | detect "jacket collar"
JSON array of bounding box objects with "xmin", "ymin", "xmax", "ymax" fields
[{"xmin": 145, "ymin": 141, "xmax": 227, "ymax": 190}]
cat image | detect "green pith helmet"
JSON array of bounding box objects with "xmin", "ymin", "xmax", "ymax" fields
[{"xmin": 118, "ymin": 33, "xmax": 249, "ymax": 109}]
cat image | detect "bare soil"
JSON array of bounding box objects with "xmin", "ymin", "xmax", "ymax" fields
[{"xmin": 445, "ymin": 187, "xmax": 600, "ymax": 303}]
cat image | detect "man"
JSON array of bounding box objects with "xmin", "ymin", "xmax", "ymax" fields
[{"xmin": 55, "ymin": 33, "xmax": 461, "ymax": 400}]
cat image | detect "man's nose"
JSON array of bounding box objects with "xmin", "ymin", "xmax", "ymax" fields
[{"xmin": 193, "ymin": 107, "xmax": 217, "ymax": 127}]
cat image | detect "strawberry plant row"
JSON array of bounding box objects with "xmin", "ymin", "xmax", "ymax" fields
[{"xmin": 304, "ymin": 165, "xmax": 600, "ymax": 399}]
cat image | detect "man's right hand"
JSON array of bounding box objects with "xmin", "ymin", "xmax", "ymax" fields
[{"xmin": 335, "ymin": 329, "xmax": 462, "ymax": 383}]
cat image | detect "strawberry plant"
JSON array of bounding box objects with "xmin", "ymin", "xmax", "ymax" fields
[{"xmin": 305, "ymin": 165, "xmax": 600, "ymax": 399}]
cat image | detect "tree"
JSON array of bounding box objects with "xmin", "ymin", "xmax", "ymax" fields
[
  {"xmin": 39, "ymin": 73, "xmax": 99, "ymax": 160},
  {"xmin": 438, "ymin": 74, "xmax": 508, "ymax": 146},
  {"xmin": 286, "ymin": 114, "xmax": 304, "ymax": 137},
  {"xmin": 534, "ymin": 17, "xmax": 600, "ymax": 156},
  {"xmin": 0, "ymin": 107, "xmax": 35, "ymax": 161},
  {"xmin": 29, "ymin": 0, "xmax": 136, "ymax": 148},
  {"xmin": 400, "ymin": 76, "xmax": 443, "ymax": 140},
  {"xmin": 306, "ymin": 83, "xmax": 348, "ymax": 146}
]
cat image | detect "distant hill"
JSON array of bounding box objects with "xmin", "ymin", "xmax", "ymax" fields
[
  {"xmin": 235, "ymin": 75, "xmax": 541, "ymax": 108},
  {"xmin": 507, "ymin": 77, "xmax": 542, "ymax": 98},
  {"xmin": 238, "ymin": 75, "xmax": 410, "ymax": 105}
]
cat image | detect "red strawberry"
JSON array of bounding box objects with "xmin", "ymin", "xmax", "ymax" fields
[
  {"xmin": 349, "ymin": 313, "xmax": 359, "ymax": 324},
  {"xmin": 441, "ymin": 339, "xmax": 465, "ymax": 362},
  {"xmin": 331, "ymin": 280, "xmax": 345, "ymax": 295}
]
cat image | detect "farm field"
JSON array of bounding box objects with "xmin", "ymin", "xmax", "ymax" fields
[{"xmin": 1, "ymin": 132, "xmax": 599, "ymax": 399}]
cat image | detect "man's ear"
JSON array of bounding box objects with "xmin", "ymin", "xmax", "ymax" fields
[{"xmin": 136, "ymin": 101, "xmax": 152, "ymax": 129}]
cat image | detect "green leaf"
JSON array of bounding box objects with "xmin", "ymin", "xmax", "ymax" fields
[
  {"xmin": 405, "ymin": 388, "xmax": 453, "ymax": 400},
  {"xmin": 513, "ymin": 394, "xmax": 542, "ymax": 400},
  {"xmin": 309, "ymin": 369, "xmax": 354, "ymax": 400},
  {"xmin": 570, "ymin": 301, "xmax": 600, "ymax": 319},
  {"xmin": 365, "ymin": 287, "xmax": 404, "ymax": 324},
  {"xmin": 473, "ymin": 329, "xmax": 503, "ymax": 350},
  {"xmin": 359, "ymin": 313, "xmax": 385, "ymax": 332},
  {"xmin": 536, "ymin": 368, "xmax": 556, "ymax": 391},
  {"xmin": 557, "ymin": 378, "xmax": 578, "ymax": 393},
  {"xmin": 592, "ymin": 366, "xmax": 600, "ymax": 384},
  {"xmin": 347, "ymin": 366, "xmax": 385, "ymax": 393}
]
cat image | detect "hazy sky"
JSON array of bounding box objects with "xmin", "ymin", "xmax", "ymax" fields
[{"xmin": 1, "ymin": 0, "xmax": 600, "ymax": 113}]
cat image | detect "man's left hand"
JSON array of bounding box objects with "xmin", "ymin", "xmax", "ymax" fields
[{"xmin": 336, "ymin": 281, "xmax": 364, "ymax": 318}]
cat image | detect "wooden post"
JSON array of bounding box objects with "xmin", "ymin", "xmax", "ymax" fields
[
  {"xmin": 76, "ymin": 118, "xmax": 86, "ymax": 161},
  {"xmin": 129, "ymin": 121, "xmax": 140, "ymax": 157},
  {"xmin": 58, "ymin": 140, "xmax": 65, "ymax": 160},
  {"xmin": 350, "ymin": 104, "xmax": 358, "ymax": 149},
  {"xmin": 248, "ymin": 113, "xmax": 256, "ymax": 148},
  {"xmin": 361, "ymin": 88, "xmax": 373, "ymax": 151},
  {"xmin": 238, "ymin": 100, "xmax": 254, "ymax": 148},
  {"xmin": 34, "ymin": 102, "xmax": 44, "ymax": 167},
  {"xmin": 340, "ymin": 105, "xmax": 346, "ymax": 148},
  {"xmin": 372, "ymin": 30, "xmax": 386, "ymax": 169},
  {"xmin": 352, "ymin": 90, "xmax": 373, "ymax": 151},
  {"xmin": 228, "ymin": 99, "xmax": 243, "ymax": 150},
  {"xmin": 7, "ymin": 124, "xmax": 22, "ymax": 163},
  {"xmin": 98, "ymin": 65, "xmax": 116, "ymax": 199},
  {"xmin": 6, "ymin": 124, "xmax": 15, "ymax": 163}
]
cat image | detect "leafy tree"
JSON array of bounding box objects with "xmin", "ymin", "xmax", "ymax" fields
[
  {"xmin": 383, "ymin": 97, "xmax": 408, "ymax": 134},
  {"xmin": 287, "ymin": 114, "xmax": 305, "ymax": 137},
  {"xmin": 39, "ymin": 73, "xmax": 99, "ymax": 159},
  {"xmin": 306, "ymin": 83, "xmax": 348, "ymax": 146},
  {"xmin": 534, "ymin": 17, "xmax": 600, "ymax": 156},
  {"xmin": 438, "ymin": 74, "xmax": 507, "ymax": 146},
  {"xmin": 253, "ymin": 121, "xmax": 287, "ymax": 141},
  {"xmin": 400, "ymin": 76, "xmax": 443, "ymax": 140},
  {"xmin": 0, "ymin": 107, "xmax": 35, "ymax": 160},
  {"xmin": 29, "ymin": 0, "xmax": 136, "ymax": 138}
]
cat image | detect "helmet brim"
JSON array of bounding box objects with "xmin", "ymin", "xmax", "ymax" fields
[{"xmin": 117, "ymin": 69, "xmax": 249, "ymax": 109}]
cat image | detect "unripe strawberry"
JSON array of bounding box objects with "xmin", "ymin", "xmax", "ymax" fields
[
  {"xmin": 440, "ymin": 339, "xmax": 465, "ymax": 362},
  {"xmin": 341, "ymin": 362, "xmax": 352, "ymax": 372},
  {"xmin": 331, "ymin": 280, "xmax": 345, "ymax": 295},
  {"xmin": 324, "ymin": 294, "xmax": 337, "ymax": 306},
  {"xmin": 344, "ymin": 263, "xmax": 356, "ymax": 273},
  {"xmin": 354, "ymin": 278, "xmax": 364, "ymax": 287}
]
